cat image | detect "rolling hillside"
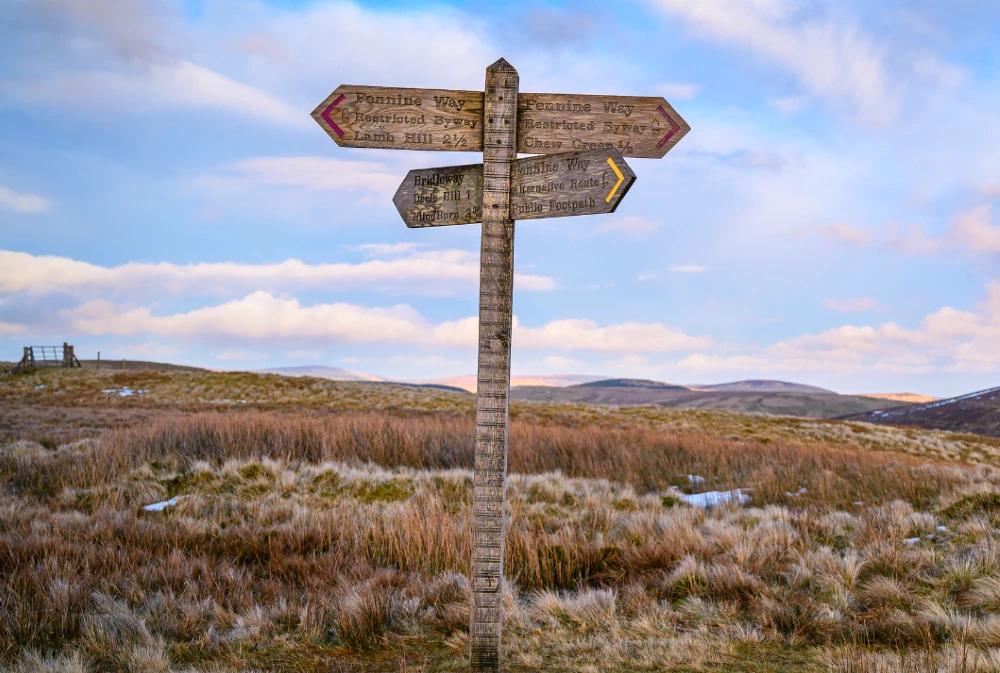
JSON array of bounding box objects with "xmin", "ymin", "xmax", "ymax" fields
[
  {"xmin": 257, "ymin": 365, "xmax": 384, "ymax": 382},
  {"xmin": 847, "ymin": 385, "xmax": 1000, "ymax": 437},
  {"xmin": 511, "ymin": 378, "xmax": 897, "ymax": 418},
  {"xmin": 691, "ymin": 379, "xmax": 833, "ymax": 394}
]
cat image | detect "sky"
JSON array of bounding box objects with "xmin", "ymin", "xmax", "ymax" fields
[{"xmin": 2, "ymin": 0, "xmax": 1000, "ymax": 397}]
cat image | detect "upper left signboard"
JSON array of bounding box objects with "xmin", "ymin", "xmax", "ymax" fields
[{"xmin": 312, "ymin": 85, "xmax": 486, "ymax": 152}]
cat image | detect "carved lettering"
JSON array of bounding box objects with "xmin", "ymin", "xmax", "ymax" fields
[
  {"xmin": 523, "ymin": 137, "xmax": 562, "ymax": 149},
  {"xmin": 355, "ymin": 92, "xmax": 422, "ymax": 106},
  {"xmin": 602, "ymin": 101, "xmax": 635, "ymax": 117},
  {"xmin": 433, "ymin": 96, "xmax": 467, "ymax": 111},
  {"xmin": 548, "ymin": 197, "xmax": 596, "ymax": 213},
  {"xmin": 413, "ymin": 173, "xmax": 465, "ymax": 187},
  {"xmin": 355, "ymin": 112, "xmax": 425, "ymax": 124},
  {"xmin": 520, "ymin": 118, "xmax": 595, "ymax": 131},
  {"xmin": 353, "ymin": 131, "xmax": 394, "ymax": 142},
  {"xmin": 522, "ymin": 99, "xmax": 592, "ymax": 113},
  {"xmin": 572, "ymin": 139, "xmax": 614, "ymax": 149},
  {"xmin": 603, "ymin": 122, "xmax": 648, "ymax": 135}
]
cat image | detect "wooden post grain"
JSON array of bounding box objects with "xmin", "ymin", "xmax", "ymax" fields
[{"xmin": 469, "ymin": 57, "xmax": 518, "ymax": 672}]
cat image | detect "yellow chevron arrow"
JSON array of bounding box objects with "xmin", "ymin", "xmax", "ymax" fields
[{"xmin": 605, "ymin": 156, "xmax": 625, "ymax": 203}]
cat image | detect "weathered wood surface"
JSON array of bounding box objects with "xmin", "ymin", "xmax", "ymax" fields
[
  {"xmin": 311, "ymin": 85, "xmax": 484, "ymax": 151},
  {"xmin": 469, "ymin": 57, "xmax": 518, "ymax": 673},
  {"xmin": 393, "ymin": 162, "xmax": 483, "ymax": 227},
  {"xmin": 314, "ymin": 87, "xmax": 688, "ymax": 158},
  {"xmin": 517, "ymin": 93, "xmax": 688, "ymax": 158},
  {"xmin": 393, "ymin": 148, "xmax": 636, "ymax": 227}
]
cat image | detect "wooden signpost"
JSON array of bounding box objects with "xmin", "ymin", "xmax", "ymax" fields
[
  {"xmin": 312, "ymin": 58, "xmax": 688, "ymax": 672},
  {"xmin": 313, "ymin": 86, "xmax": 688, "ymax": 158},
  {"xmin": 392, "ymin": 148, "xmax": 636, "ymax": 228}
]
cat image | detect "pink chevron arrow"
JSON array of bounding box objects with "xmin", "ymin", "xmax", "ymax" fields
[
  {"xmin": 656, "ymin": 105, "xmax": 681, "ymax": 150},
  {"xmin": 321, "ymin": 94, "xmax": 346, "ymax": 138}
]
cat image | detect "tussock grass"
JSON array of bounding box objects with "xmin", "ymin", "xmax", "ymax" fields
[{"xmin": 7, "ymin": 371, "xmax": 1000, "ymax": 669}]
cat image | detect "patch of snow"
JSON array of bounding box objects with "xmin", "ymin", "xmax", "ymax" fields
[
  {"xmin": 907, "ymin": 385, "xmax": 1000, "ymax": 412},
  {"xmin": 680, "ymin": 489, "xmax": 750, "ymax": 508},
  {"xmin": 101, "ymin": 386, "xmax": 147, "ymax": 397},
  {"xmin": 937, "ymin": 525, "xmax": 947, "ymax": 532},
  {"xmin": 785, "ymin": 487, "xmax": 808, "ymax": 497},
  {"xmin": 34, "ymin": 385, "xmax": 45, "ymax": 390},
  {"xmin": 904, "ymin": 537, "xmax": 920, "ymax": 545},
  {"xmin": 687, "ymin": 475, "xmax": 705, "ymax": 485},
  {"xmin": 143, "ymin": 495, "xmax": 187, "ymax": 512}
]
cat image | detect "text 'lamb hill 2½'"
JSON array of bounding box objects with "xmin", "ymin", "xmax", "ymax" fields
[{"xmin": 311, "ymin": 57, "xmax": 689, "ymax": 673}]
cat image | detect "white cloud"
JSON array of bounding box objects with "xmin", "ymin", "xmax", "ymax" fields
[
  {"xmin": 217, "ymin": 349, "xmax": 268, "ymax": 361},
  {"xmin": 815, "ymin": 221, "xmax": 944, "ymax": 255},
  {"xmin": 590, "ymin": 215, "xmax": 660, "ymax": 238},
  {"xmin": 387, "ymin": 354, "xmax": 463, "ymax": 368},
  {"xmin": 514, "ymin": 318, "xmax": 711, "ymax": 352},
  {"xmin": 0, "ymin": 321, "xmax": 27, "ymax": 336},
  {"xmin": 769, "ymin": 95, "xmax": 807, "ymax": 116},
  {"xmin": 284, "ymin": 349, "xmax": 323, "ymax": 360},
  {"xmin": 0, "ymin": 185, "xmax": 51, "ymax": 214},
  {"xmin": 0, "ymin": 249, "xmax": 554, "ymax": 297},
  {"xmin": 9, "ymin": 60, "xmax": 305, "ymax": 127},
  {"xmin": 646, "ymin": 0, "xmax": 951, "ymax": 124},
  {"xmin": 603, "ymin": 354, "xmax": 653, "ymax": 373},
  {"xmin": 637, "ymin": 273, "xmax": 659, "ymax": 281},
  {"xmin": 352, "ymin": 243, "xmax": 424, "ymax": 256},
  {"xmin": 817, "ymin": 223, "xmax": 873, "ymax": 247},
  {"xmin": 541, "ymin": 355, "xmax": 585, "ymax": 370},
  {"xmin": 883, "ymin": 222, "xmax": 945, "ymax": 255},
  {"xmin": 658, "ymin": 83, "xmax": 701, "ymax": 100},
  {"xmin": 671, "ymin": 280, "xmax": 1000, "ymax": 376},
  {"xmin": 669, "ymin": 265, "xmax": 709, "ymax": 273},
  {"xmin": 51, "ymin": 291, "xmax": 709, "ymax": 354},
  {"xmin": 111, "ymin": 341, "xmax": 179, "ymax": 359},
  {"xmin": 952, "ymin": 205, "xmax": 1000, "ymax": 252},
  {"xmin": 823, "ymin": 297, "xmax": 879, "ymax": 312},
  {"xmin": 261, "ymin": 2, "xmax": 492, "ymax": 89},
  {"xmin": 203, "ymin": 156, "xmax": 402, "ymax": 195}
]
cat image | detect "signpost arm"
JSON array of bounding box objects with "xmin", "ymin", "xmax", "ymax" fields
[{"xmin": 470, "ymin": 57, "xmax": 518, "ymax": 673}]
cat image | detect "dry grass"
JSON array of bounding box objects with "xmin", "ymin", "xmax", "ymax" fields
[
  {"xmin": 6, "ymin": 370, "xmax": 1000, "ymax": 670},
  {"xmin": 7, "ymin": 367, "xmax": 1000, "ymax": 469}
]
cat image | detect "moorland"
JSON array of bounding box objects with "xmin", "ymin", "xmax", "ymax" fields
[{"xmin": 4, "ymin": 367, "xmax": 1000, "ymax": 671}]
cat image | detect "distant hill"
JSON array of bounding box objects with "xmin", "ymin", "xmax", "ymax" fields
[
  {"xmin": 434, "ymin": 374, "xmax": 606, "ymax": 393},
  {"xmin": 856, "ymin": 393, "xmax": 937, "ymax": 404},
  {"xmin": 258, "ymin": 366, "xmax": 384, "ymax": 382},
  {"xmin": 371, "ymin": 381, "xmax": 470, "ymax": 394},
  {"xmin": 577, "ymin": 378, "xmax": 688, "ymax": 390},
  {"xmin": 511, "ymin": 378, "xmax": 892, "ymax": 418},
  {"xmin": 845, "ymin": 386, "xmax": 1000, "ymax": 437},
  {"xmin": 690, "ymin": 380, "xmax": 833, "ymax": 394},
  {"xmin": 79, "ymin": 360, "xmax": 207, "ymax": 373}
]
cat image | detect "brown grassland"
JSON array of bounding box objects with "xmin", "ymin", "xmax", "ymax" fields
[{"xmin": 6, "ymin": 368, "xmax": 1000, "ymax": 671}]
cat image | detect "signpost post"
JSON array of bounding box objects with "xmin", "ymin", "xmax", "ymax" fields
[{"xmin": 312, "ymin": 58, "xmax": 688, "ymax": 672}]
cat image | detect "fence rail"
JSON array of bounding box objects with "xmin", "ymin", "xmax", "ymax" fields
[{"xmin": 11, "ymin": 343, "xmax": 82, "ymax": 373}]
